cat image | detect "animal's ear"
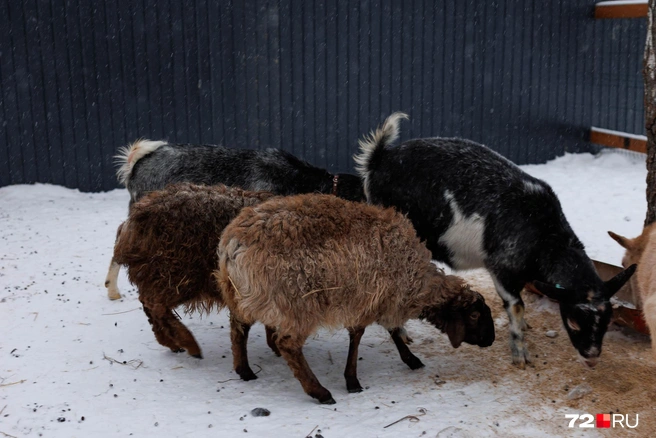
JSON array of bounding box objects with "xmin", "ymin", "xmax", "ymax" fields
[
  {"xmin": 608, "ymin": 231, "xmax": 632, "ymax": 249},
  {"xmin": 604, "ymin": 264, "xmax": 637, "ymax": 299},
  {"xmin": 445, "ymin": 313, "xmax": 466, "ymax": 348},
  {"xmin": 532, "ymin": 281, "xmax": 572, "ymax": 303}
]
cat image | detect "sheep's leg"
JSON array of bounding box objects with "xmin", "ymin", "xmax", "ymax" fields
[
  {"xmin": 389, "ymin": 328, "xmax": 425, "ymax": 370},
  {"xmin": 146, "ymin": 302, "xmax": 203, "ymax": 358},
  {"xmin": 276, "ymin": 334, "xmax": 335, "ymax": 404},
  {"xmin": 344, "ymin": 326, "xmax": 365, "ymax": 393},
  {"xmin": 165, "ymin": 312, "xmax": 203, "ymax": 359},
  {"xmin": 491, "ymin": 275, "xmax": 531, "ymax": 368},
  {"xmin": 230, "ymin": 316, "xmax": 258, "ymax": 380},
  {"xmin": 105, "ymin": 258, "xmax": 122, "ymax": 300},
  {"xmin": 265, "ymin": 326, "xmax": 281, "ymax": 356},
  {"xmin": 142, "ymin": 305, "xmax": 184, "ymax": 353}
]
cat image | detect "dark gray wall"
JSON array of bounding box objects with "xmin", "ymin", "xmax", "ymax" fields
[{"xmin": 0, "ymin": 0, "xmax": 647, "ymax": 192}]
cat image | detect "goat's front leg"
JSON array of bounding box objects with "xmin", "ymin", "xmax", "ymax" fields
[
  {"xmin": 105, "ymin": 258, "xmax": 122, "ymax": 300},
  {"xmin": 491, "ymin": 275, "xmax": 531, "ymax": 368},
  {"xmin": 389, "ymin": 328, "xmax": 425, "ymax": 370},
  {"xmin": 643, "ymin": 296, "xmax": 656, "ymax": 362},
  {"xmin": 105, "ymin": 223, "xmax": 124, "ymax": 300},
  {"xmin": 230, "ymin": 315, "xmax": 257, "ymax": 380},
  {"xmin": 276, "ymin": 333, "xmax": 335, "ymax": 404},
  {"xmin": 344, "ymin": 326, "xmax": 365, "ymax": 393}
]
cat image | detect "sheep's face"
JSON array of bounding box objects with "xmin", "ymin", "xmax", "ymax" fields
[{"xmin": 424, "ymin": 291, "xmax": 495, "ymax": 349}]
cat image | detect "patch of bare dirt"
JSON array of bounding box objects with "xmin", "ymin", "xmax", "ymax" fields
[{"xmin": 417, "ymin": 269, "xmax": 656, "ymax": 436}]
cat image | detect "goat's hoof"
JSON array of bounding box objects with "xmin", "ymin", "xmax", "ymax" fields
[
  {"xmin": 107, "ymin": 292, "xmax": 122, "ymax": 301},
  {"xmin": 171, "ymin": 348, "xmax": 185, "ymax": 353},
  {"xmin": 347, "ymin": 386, "xmax": 363, "ymax": 394},
  {"xmin": 191, "ymin": 353, "xmax": 203, "ymax": 359},
  {"xmin": 406, "ymin": 357, "xmax": 425, "ymax": 370},
  {"xmin": 320, "ymin": 396, "xmax": 336, "ymax": 405},
  {"xmin": 511, "ymin": 355, "xmax": 531, "ymax": 369}
]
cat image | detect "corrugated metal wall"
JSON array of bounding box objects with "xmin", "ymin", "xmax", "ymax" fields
[{"xmin": 0, "ymin": 0, "xmax": 647, "ymax": 192}]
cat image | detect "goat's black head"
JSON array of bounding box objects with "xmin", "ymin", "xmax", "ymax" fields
[
  {"xmin": 533, "ymin": 264, "xmax": 636, "ymax": 368},
  {"xmin": 423, "ymin": 289, "xmax": 495, "ymax": 349}
]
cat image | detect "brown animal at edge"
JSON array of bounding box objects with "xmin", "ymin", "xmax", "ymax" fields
[
  {"xmin": 609, "ymin": 223, "xmax": 656, "ymax": 359},
  {"xmin": 217, "ymin": 194, "xmax": 495, "ymax": 404},
  {"xmin": 113, "ymin": 183, "xmax": 277, "ymax": 358}
]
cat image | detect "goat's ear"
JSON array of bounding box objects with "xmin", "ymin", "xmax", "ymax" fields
[
  {"xmin": 445, "ymin": 313, "xmax": 466, "ymax": 348},
  {"xmin": 604, "ymin": 264, "xmax": 637, "ymax": 299},
  {"xmin": 608, "ymin": 231, "xmax": 632, "ymax": 249},
  {"xmin": 532, "ymin": 281, "xmax": 571, "ymax": 303}
]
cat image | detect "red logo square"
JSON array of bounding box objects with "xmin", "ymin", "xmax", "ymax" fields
[{"xmin": 597, "ymin": 413, "xmax": 611, "ymax": 428}]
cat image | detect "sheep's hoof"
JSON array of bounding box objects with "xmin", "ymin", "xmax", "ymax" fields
[
  {"xmin": 320, "ymin": 396, "xmax": 336, "ymax": 405},
  {"xmin": 346, "ymin": 377, "xmax": 363, "ymax": 393},
  {"xmin": 406, "ymin": 357, "xmax": 425, "ymax": 370},
  {"xmin": 237, "ymin": 368, "xmax": 258, "ymax": 381}
]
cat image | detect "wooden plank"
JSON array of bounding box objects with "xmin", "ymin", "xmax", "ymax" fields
[
  {"xmin": 595, "ymin": 2, "xmax": 648, "ymax": 19},
  {"xmin": 590, "ymin": 127, "xmax": 647, "ymax": 153}
]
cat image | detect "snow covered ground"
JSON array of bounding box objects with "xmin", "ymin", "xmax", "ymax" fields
[{"xmin": 0, "ymin": 150, "xmax": 649, "ymax": 437}]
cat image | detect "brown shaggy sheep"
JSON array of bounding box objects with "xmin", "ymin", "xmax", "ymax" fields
[
  {"xmin": 609, "ymin": 223, "xmax": 656, "ymax": 359},
  {"xmin": 113, "ymin": 183, "xmax": 276, "ymax": 358},
  {"xmin": 217, "ymin": 194, "xmax": 495, "ymax": 404}
]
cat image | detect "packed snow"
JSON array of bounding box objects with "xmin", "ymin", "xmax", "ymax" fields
[{"xmin": 0, "ymin": 150, "xmax": 649, "ymax": 437}]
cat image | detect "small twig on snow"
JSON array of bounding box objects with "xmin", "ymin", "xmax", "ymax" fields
[
  {"xmin": 0, "ymin": 405, "xmax": 6, "ymax": 416},
  {"xmin": 217, "ymin": 364, "xmax": 262, "ymax": 384},
  {"xmin": 0, "ymin": 431, "xmax": 17, "ymax": 438},
  {"xmin": 0, "ymin": 380, "xmax": 26, "ymax": 388},
  {"xmin": 102, "ymin": 353, "xmax": 144, "ymax": 370},
  {"xmin": 101, "ymin": 308, "xmax": 141, "ymax": 316},
  {"xmin": 383, "ymin": 407, "xmax": 427, "ymax": 429},
  {"xmin": 304, "ymin": 425, "xmax": 318, "ymax": 438}
]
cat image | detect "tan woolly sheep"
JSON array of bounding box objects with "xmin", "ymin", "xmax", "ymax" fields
[
  {"xmin": 217, "ymin": 193, "xmax": 495, "ymax": 404},
  {"xmin": 113, "ymin": 183, "xmax": 277, "ymax": 358}
]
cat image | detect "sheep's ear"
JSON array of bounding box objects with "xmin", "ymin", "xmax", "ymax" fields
[
  {"xmin": 445, "ymin": 313, "xmax": 466, "ymax": 348},
  {"xmin": 604, "ymin": 264, "xmax": 637, "ymax": 299},
  {"xmin": 608, "ymin": 231, "xmax": 632, "ymax": 249},
  {"xmin": 532, "ymin": 281, "xmax": 572, "ymax": 303}
]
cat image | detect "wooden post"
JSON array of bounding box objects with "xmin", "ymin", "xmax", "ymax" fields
[{"xmin": 646, "ymin": 0, "xmax": 656, "ymax": 225}]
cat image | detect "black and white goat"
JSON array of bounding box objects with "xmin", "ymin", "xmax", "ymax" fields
[
  {"xmin": 354, "ymin": 113, "xmax": 636, "ymax": 368},
  {"xmin": 104, "ymin": 140, "xmax": 365, "ymax": 300}
]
